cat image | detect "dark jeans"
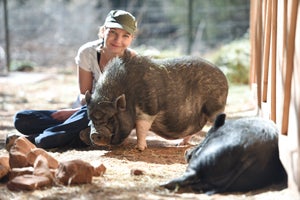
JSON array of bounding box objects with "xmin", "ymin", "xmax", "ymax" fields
[{"xmin": 13, "ymin": 106, "xmax": 89, "ymax": 149}]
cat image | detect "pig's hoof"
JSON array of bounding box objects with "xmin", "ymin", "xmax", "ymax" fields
[
  {"xmin": 136, "ymin": 144, "xmax": 147, "ymax": 151},
  {"xmin": 177, "ymin": 136, "xmax": 192, "ymax": 146}
]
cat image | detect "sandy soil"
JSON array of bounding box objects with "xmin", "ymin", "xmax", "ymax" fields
[{"xmin": 0, "ymin": 67, "xmax": 297, "ymax": 200}]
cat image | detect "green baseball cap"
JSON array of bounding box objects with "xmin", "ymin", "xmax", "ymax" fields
[{"xmin": 104, "ymin": 10, "xmax": 137, "ymax": 34}]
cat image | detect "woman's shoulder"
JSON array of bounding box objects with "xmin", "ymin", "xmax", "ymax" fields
[{"xmin": 78, "ymin": 39, "xmax": 103, "ymax": 53}]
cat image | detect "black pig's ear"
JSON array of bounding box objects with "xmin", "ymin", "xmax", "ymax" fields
[
  {"xmin": 115, "ymin": 94, "xmax": 126, "ymax": 111},
  {"xmin": 214, "ymin": 113, "xmax": 226, "ymax": 129},
  {"xmin": 85, "ymin": 91, "xmax": 91, "ymax": 104}
]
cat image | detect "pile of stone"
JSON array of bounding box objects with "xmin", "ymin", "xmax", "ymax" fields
[{"xmin": 0, "ymin": 137, "xmax": 106, "ymax": 191}]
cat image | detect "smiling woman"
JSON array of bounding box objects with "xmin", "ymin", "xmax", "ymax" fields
[
  {"xmin": 11, "ymin": 10, "xmax": 138, "ymax": 149},
  {"xmin": 76, "ymin": 10, "xmax": 137, "ymax": 97}
]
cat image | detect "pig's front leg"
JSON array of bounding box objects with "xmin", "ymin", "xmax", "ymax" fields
[
  {"xmin": 135, "ymin": 108, "xmax": 156, "ymax": 151},
  {"xmin": 135, "ymin": 119, "xmax": 152, "ymax": 151}
]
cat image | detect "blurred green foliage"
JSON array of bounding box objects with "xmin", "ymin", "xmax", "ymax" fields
[
  {"xmin": 166, "ymin": 0, "xmax": 250, "ymax": 50},
  {"xmin": 210, "ymin": 38, "xmax": 250, "ymax": 85},
  {"xmin": 10, "ymin": 60, "xmax": 35, "ymax": 71}
]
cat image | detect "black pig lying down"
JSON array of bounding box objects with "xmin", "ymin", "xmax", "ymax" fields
[
  {"xmin": 85, "ymin": 55, "xmax": 228, "ymax": 150},
  {"xmin": 161, "ymin": 114, "xmax": 287, "ymax": 194}
]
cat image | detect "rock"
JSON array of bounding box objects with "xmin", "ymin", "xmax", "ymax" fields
[
  {"xmin": 33, "ymin": 155, "xmax": 54, "ymax": 182},
  {"xmin": 27, "ymin": 148, "xmax": 59, "ymax": 169},
  {"xmin": 5, "ymin": 137, "xmax": 107, "ymax": 190},
  {"xmin": 7, "ymin": 156, "xmax": 54, "ymax": 191},
  {"xmin": 130, "ymin": 169, "xmax": 144, "ymax": 176},
  {"xmin": 9, "ymin": 137, "xmax": 36, "ymax": 168},
  {"xmin": 93, "ymin": 164, "xmax": 106, "ymax": 177},
  {"xmin": 11, "ymin": 137, "xmax": 36, "ymax": 152},
  {"xmin": 9, "ymin": 149, "xmax": 29, "ymax": 168},
  {"xmin": 9, "ymin": 167, "xmax": 34, "ymax": 180},
  {"xmin": 5, "ymin": 133, "xmax": 25, "ymax": 151},
  {"xmin": 7, "ymin": 174, "xmax": 52, "ymax": 191},
  {"xmin": 55, "ymin": 159, "xmax": 94, "ymax": 185},
  {"xmin": 0, "ymin": 156, "xmax": 10, "ymax": 180}
]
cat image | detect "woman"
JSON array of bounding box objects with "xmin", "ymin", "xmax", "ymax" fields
[{"xmin": 12, "ymin": 10, "xmax": 137, "ymax": 149}]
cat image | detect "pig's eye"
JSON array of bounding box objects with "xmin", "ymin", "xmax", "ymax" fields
[
  {"xmin": 91, "ymin": 112, "xmax": 103, "ymax": 121},
  {"xmin": 91, "ymin": 117, "xmax": 107, "ymax": 127},
  {"xmin": 106, "ymin": 117, "xmax": 115, "ymax": 127},
  {"xmin": 92, "ymin": 116, "xmax": 105, "ymax": 124},
  {"xmin": 92, "ymin": 112, "xmax": 114, "ymax": 124},
  {"xmin": 98, "ymin": 116, "xmax": 114, "ymax": 126},
  {"xmin": 101, "ymin": 117, "xmax": 115, "ymax": 133}
]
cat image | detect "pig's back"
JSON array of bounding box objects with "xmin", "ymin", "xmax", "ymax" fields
[
  {"xmin": 157, "ymin": 57, "xmax": 227, "ymax": 97},
  {"xmin": 125, "ymin": 56, "xmax": 228, "ymax": 139}
]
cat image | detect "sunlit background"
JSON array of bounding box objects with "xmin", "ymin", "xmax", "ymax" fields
[{"xmin": 0, "ymin": 0, "xmax": 250, "ymax": 85}]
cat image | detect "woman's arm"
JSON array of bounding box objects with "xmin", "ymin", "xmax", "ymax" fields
[
  {"xmin": 51, "ymin": 108, "xmax": 80, "ymax": 121},
  {"xmin": 50, "ymin": 66, "xmax": 93, "ymax": 121},
  {"xmin": 78, "ymin": 67, "xmax": 93, "ymax": 95}
]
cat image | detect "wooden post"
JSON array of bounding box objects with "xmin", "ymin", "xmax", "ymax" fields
[
  {"xmin": 270, "ymin": 0, "xmax": 277, "ymax": 122},
  {"xmin": 250, "ymin": 0, "xmax": 258, "ymax": 86},
  {"xmin": 262, "ymin": 0, "xmax": 272, "ymax": 102},
  {"xmin": 255, "ymin": 0, "xmax": 263, "ymax": 109},
  {"xmin": 281, "ymin": 0, "xmax": 299, "ymax": 135},
  {"xmin": 282, "ymin": 0, "xmax": 287, "ymax": 69}
]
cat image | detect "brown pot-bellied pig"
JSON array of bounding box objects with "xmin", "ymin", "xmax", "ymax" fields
[{"xmin": 85, "ymin": 55, "xmax": 228, "ymax": 150}]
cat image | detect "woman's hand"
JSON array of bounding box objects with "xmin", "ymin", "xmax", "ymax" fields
[{"xmin": 51, "ymin": 108, "xmax": 79, "ymax": 121}]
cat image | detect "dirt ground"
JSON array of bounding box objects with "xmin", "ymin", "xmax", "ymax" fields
[{"xmin": 0, "ymin": 67, "xmax": 297, "ymax": 200}]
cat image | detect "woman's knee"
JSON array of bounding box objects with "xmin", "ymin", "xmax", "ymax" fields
[
  {"xmin": 14, "ymin": 110, "xmax": 58, "ymax": 135},
  {"xmin": 13, "ymin": 112, "xmax": 30, "ymax": 132}
]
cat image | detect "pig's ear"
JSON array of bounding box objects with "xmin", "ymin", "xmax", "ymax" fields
[
  {"xmin": 213, "ymin": 113, "xmax": 226, "ymax": 129},
  {"xmin": 115, "ymin": 94, "xmax": 126, "ymax": 111},
  {"xmin": 85, "ymin": 91, "xmax": 91, "ymax": 104}
]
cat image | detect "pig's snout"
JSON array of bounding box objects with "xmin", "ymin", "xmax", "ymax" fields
[
  {"xmin": 90, "ymin": 125, "xmax": 112, "ymax": 146},
  {"xmin": 90, "ymin": 132, "xmax": 111, "ymax": 146}
]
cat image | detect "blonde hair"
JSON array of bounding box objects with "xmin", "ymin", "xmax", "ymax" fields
[{"xmin": 97, "ymin": 26, "xmax": 105, "ymax": 39}]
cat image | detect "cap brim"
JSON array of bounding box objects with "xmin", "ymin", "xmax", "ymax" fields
[{"xmin": 105, "ymin": 22, "xmax": 134, "ymax": 34}]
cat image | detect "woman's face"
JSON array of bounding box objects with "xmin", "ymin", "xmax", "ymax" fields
[{"xmin": 103, "ymin": 28, "xmax": 134, "ymax": 56}]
